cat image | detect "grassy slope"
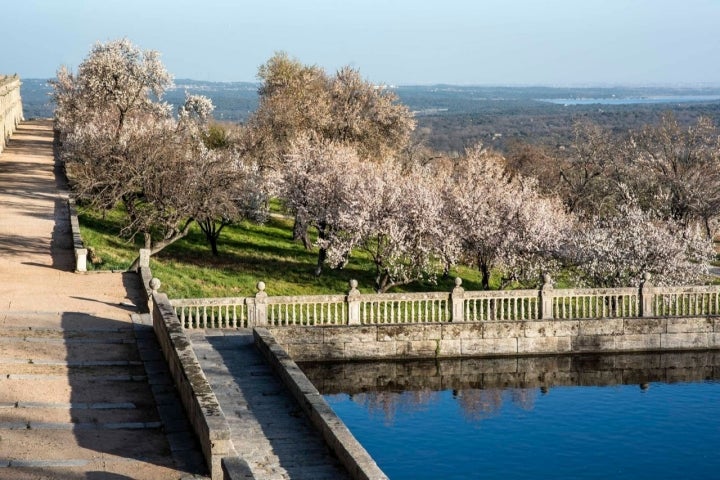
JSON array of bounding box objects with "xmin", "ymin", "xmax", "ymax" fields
[{"xmin": 78, "ymin": 206, "xmax": 489, "ymax": 299}]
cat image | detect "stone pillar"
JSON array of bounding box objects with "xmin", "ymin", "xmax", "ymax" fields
[
  {"xmin": 148, "ymin": 277, "xmax": 161, "ymax": 313},
  {"xmin": 451, "ymin": 277, "xmax": 465, "ymax": 322},
  {"xmin": 640, "ymin": 272, "xmax": 653, "ymax": 317},
  {"xmin": 139, "ymin": 248, "xmax": 151, "ymax": 268},
  {"xmin": 254, "ymin": 281, "xmax": 268, "ymax": 326},
  {"xmin": 75, "ymin": 248, "xmax": 87, "ymax": 272},
  {"xmin": 347, "ymin": 279, "xmax": 361, "ymax": 325},
  {"xmin": 540, "ymin": 274, "xmax": 554, "ymax": 320}
]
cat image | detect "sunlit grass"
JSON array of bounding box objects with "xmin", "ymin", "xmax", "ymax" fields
[{"xmin": 78, "ymin": 205, "xmax": 487, "ymax": 299}]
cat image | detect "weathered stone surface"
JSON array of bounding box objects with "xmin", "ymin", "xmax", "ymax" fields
[
  {"xmin": 571, "ymin": 335, "xmax": 617, "ymax": 352},
  {"xmin": 483, "ymin": 321, "xmax": 525, "ymax": 339},
  {"xmin": 396, "ymin": 340, "xmax": 439, "ymax": 357},
  {"xmin": 323, "ymin": 326, "xmax": 377, "ymax": 343},
  {"xmin": 661, "ymin": 333, "xmax": 710, "ymax": 349},
  {"xmin": 442, "ymin": 323, "xmax": 484, "ymax": 340},
  {"xmin": 461, "ymin": 338, "xmax": 517, "ymax": 356},
  {"xmin": 624, "ymin": 318, "xmax": 665, "ymax": 335},
  {"xmin": 666, "ymin": 317, "xmax": 714, "ymax": 334},
  {"xmin": 268, "ymin": 326, "xmax": 324, "ymax": 344},
  {"xmin": 518, "ymin": 336, "xmax": 571, "ymax": 354},
  {"xmin": 377, "ymin": 324, "xmax": 442, "ymax": 342},
  {"xmin": 616, "ymin": 334, "xmax": 662, "ymax": 351},
  {"xmin": 285, "ymin": 342, "xmax": 345, "ymax": 362},
  {"xmin": 344, "ymin": 340, "xmax": 397, "ymax": 359},
  {"xmin": 251, "ymin": 313, "xmax": 720, "ymax": 362},
  {"xmin": 524, "ymin": 320, "xmax": 579, "ymax": 337},
  {"xmin": 437, "ymin": 339, "xmax": 463, "ymax": 357},
  {"xmin": 579, "ymin": 319, "xmax": 624, "ymax": 336}
]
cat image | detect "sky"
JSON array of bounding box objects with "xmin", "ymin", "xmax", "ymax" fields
[{"xmin": 3, "ymin": 0, "xmax": 720, "ymax": 86}]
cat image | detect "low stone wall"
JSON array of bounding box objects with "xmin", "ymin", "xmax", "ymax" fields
[
  {"xmin": 254, "ymin": 328, "xmax": 388, "ymax": 480},
  {"xmin": 0, "ymin": 75, "xmax": 23, "ymax": 154},
  {"xmin": 152, "ymin": 292, "xmax": 232, "ymax": 480},
  {"xmin": 268, "ymin": 316, "xmax": 720, "ymax": 362},
  {"xmin": 67, "ymin": 198, "xmax": 88, "ymax": 272}
]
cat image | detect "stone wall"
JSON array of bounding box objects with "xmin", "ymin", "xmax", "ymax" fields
[
  {"xmin": 0, "ymin": 75, "xmax": 23, "ymax": 154},
  {"xmin": 268, "ymin": 316, "xmax": 720, "ymax": 362},
  {"xmin": 253, "ymin": 328, "xmax": 388, "ymax": 480},
  {"xmin": 152, "ymin": 292, "xmax": 232, "ymax": 480}
]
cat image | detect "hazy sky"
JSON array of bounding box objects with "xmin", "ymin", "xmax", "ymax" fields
[{"xmin": 4, "ymin": 0, "xmax": 720, "ymax": 86}]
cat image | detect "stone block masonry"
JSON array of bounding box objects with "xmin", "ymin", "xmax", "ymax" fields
[
  {"xmin": 0, "ymin": 75, "xmax": 24, "ymax": 154},
  {"xmin": 268, "ymin": 316, "xmax": 720, "ymax": 362},
  {"xmin": 151, "ymin": 292, "xmax": 231, "ymax": 480},
  {"xmin": 254, "ymin": 328, "xmax": 388, "ymax": 480}
]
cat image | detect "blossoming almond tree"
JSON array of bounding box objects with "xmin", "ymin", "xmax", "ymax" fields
[
  {"xmin": 324, "ymin": 161, "xmax": 446, "ymax": 293},
  {"xmin": 443, "ymin": 146, "xmax": 571, "ymax": 289},
  {"xmin": 281, "ymin": 136, "xmax": 361, "ymax": 275},
  {"xmin": 569, "ymin": 198, "xmax": 713, "ymax": 287},
  {"xmin": 53, "ymin": 39, "xmax": 247, "ymax": 268}
]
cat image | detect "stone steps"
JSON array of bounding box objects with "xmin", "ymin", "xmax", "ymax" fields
[{"xmin": 0, "ymin": 314, "xmax": 208, "ymax": 478}]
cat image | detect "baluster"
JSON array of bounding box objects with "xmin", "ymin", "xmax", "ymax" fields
[{"xmin": 559, "ymin": 297, "xmax": 564, "ymax": 319}]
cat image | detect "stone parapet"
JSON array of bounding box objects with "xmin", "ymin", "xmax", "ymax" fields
[
  {"xmin": 268, "ymin": 316, "xmax": 720, "ymax": 362},
  {"xmin": 253, "ymin": 328, "xmax": 388, "ymax": 480},
  {"xmin": 0, "ymin": 74, "xmax": 24, "ymax": 154},
  {"xmin": 152, "ymin": 292, "xmax": 232, "ymax": 480}
]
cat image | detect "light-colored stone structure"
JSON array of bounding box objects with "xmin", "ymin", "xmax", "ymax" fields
[
  {"xmin": 170, "ymin": 276, "xmax": 720, "ymax": 330},
  {"xmin": 0, "ymin": 74, "xmax": 24, "ymax": 154},
  {"xmin": 266, "ymin": 316, "xmax": 720, "ymax": 361}
]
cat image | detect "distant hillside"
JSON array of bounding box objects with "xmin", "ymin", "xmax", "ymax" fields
[{"xmin": 21, "ymin": 78, "xmax": 720, "ymax": 153}]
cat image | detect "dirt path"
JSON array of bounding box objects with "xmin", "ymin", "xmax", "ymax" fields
[{"xmin": 0, "ymin": 120, "xmax": 207, "ymax": 479}]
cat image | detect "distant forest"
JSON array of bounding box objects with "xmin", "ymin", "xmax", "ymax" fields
[{"xmin": 22, "ymin": 78, "xmax": 720, "ymax": 154}]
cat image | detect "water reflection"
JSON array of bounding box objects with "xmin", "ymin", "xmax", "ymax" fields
[{"xmin": 300, "ymin": 351, "xmax": 720, "ymax": 423}]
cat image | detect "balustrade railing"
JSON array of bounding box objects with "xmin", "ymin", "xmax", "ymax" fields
[
  {"xmin": 650, "ymin": 286, "xmax": 720, "ymax": 317},
  {"xmin": 359, "ymin": 292, "xmax": 449, "ymax": 324},
  {"xmin": 172, "ymin": 297, "xmax": 249, "ymax": 328},
  {"xmin": 0, "ymin": 74, "xmax": 24, "ymax": 154},
  {"xmin": 167, "ymin": 274, "xmax": 720, "ymax": 329},
  {"xmin": 463, "ymin": 289, "xmax": 539, "ymax": 321},
  {"xmin": 266, "ymin": 294, "xmax": 347, "ymax": 326},
  {"xmin": 552, "ymin": 287, "xmax": 639, "ymax": 319}
]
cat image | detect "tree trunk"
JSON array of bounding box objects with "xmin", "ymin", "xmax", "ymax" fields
[
  {"xmin": 128, "ymin": 219, "xmax": 194, "ymax": 271},
  {"xmin": 198, "ymin": 218, "xmax": 229, "ymax": 256},
  {"xmin": 293, "ymin": 215, "xmax": 312, "ymax": 250},
  {"xmin": 314, "ymin": 223, "xmax": 328, "ymax": 276},
  {"xmin": 479, "ymin": 262, "xmax": 491, "ymax": 290}
]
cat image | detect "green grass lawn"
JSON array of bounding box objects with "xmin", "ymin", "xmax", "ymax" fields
[{"xmin": 78, "ymin": 206, "xmax": 489, "ymax": 299}]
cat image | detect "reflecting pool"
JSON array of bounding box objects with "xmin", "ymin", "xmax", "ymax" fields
[{"xmin": 301, "ymin": 352, "xmax": 720, "ymax": 480}]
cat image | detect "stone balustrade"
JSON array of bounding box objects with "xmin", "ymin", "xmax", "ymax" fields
[
  {"xmin": 168, "ymin": 274, "xmax": 720, "ymax": 329},
  {"xmin": 0, "ymin": 74, "xmax": 24, "ymax": 154}
]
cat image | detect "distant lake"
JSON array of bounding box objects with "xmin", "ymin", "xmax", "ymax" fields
[
  {"xmin": 540, "ymin": 95, "xmax": 720, "ymax": 105},
  {"xmin": 304, "ymin": 352, "xmax": 720, "ymax": 480}
]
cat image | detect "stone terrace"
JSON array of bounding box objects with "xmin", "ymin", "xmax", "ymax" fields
[{"xmin": 0, "ymin": 120, "xmax": 207, "ymax": 479}]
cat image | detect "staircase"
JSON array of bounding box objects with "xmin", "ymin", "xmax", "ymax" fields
[{"xmin": 0, "ymin": 311, "xmax": 207, "ymax": 479}]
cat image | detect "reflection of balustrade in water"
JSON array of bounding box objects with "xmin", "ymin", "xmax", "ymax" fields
[{"xmin": 168, "ymin": 274, "xmax": 720, "ymax": 329}]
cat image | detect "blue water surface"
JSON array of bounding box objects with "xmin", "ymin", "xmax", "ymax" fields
[
  {"xmin": 326, "ymin": 381, "xmax": 720, "ymax": 479},
  {"xmin": 539, "ymin": 95, "xmax": 720, "ymax": 105}
]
